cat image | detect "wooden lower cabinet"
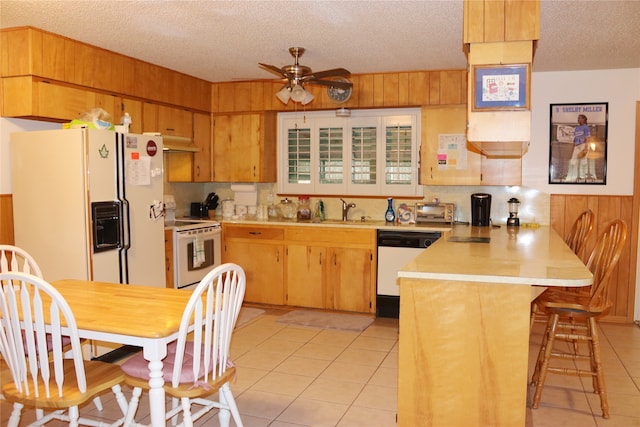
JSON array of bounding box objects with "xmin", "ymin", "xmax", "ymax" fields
[
  {"xmin": 286, "ymin": 244, "xmax": 326, "ymax": 309},
  {"xmin": 223, "ymin": 223, "xmax": 376, "ymax": 314},
  {"xmin": 285, "ymin": 226, "xmax": 376, "ymax": 314},
  {"xmin": 222, "ymin": 224, "xmax": 285, "ymax": 305}
]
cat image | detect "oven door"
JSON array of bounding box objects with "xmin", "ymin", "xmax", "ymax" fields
[{"xmin": 175, "ymin": 228, "xmax": 222, "ymax": 289}]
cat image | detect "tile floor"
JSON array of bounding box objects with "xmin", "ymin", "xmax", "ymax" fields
[{"xmin": 2, "ymin": 309, "xmax": 639, "ymax": 426}]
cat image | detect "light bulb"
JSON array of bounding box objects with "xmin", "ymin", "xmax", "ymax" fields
[
  {"xmin": 301, "ymin": 90, "xmax": 314, "ymax": 105},
  {"xmin": 276, "ymin": 86, "xmax": 291, "ymax": 104},
  {"xmin": 291, "ymin": 84, "xmax": 306, "ymax": 102}
]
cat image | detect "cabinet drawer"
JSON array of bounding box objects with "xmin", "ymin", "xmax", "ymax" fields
[
  {"xmin": 285, "ymin": 226, "xmax": 374, "ymax": 245},
  {"xmin": 223, "ymin": 224, "xmax": 284, "ymax": 240}
]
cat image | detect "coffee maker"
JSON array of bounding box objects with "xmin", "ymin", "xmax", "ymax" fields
[{"xmin": 471, "ymin": 193, "xmax": 491, "ymax": 226}]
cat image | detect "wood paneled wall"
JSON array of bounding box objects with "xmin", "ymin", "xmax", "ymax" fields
[
  {"xmin": 550, "ymin": 194, "xmax": 635, "ymax": 323},
  {"xmin": 0, "ymin": 194, "xmax": 14, "ymax": 244}
]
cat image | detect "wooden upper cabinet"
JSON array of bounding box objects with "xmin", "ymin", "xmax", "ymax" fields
[
  {"xmin": 1, "ymin": 27, "xmax": 211, "ymax": 112},
  {"xmin": 143, "ymin": 102, "xmax": 193, "ymax": 140},
  {"xmin": 212, "ymin": 112, "xmax": 276, "ymax": 182},
  {"xmin": 464, "ymin": 0, "xmax": 540, "ymax": 43},
  {"xmin": 193, "ymin": 112, "xmax": 212, "ymax": 182}
]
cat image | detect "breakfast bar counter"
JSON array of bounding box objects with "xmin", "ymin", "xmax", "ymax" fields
[{"xmin": 396, "ymin": 225, "xmax": 592, "ymax": 427}]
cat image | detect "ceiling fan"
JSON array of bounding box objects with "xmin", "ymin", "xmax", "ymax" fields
[{"xmin": 259, "ymin": 47, "xmax": 353, "ymax": 104}]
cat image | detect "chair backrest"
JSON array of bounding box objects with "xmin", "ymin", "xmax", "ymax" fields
[
  {"xmin": 0, "ymin": 272, "xmax": 86, "ymax": 397},
  {"xmin": 584, "ymin": 219, "xmax": 627, "ymax": 312},
  {"xmin": 565, "ymin": 209, "xmax": 595, "ymax": 261},
  {"xmin": 0, "ymin": 245, "xmax": 43, "ymax": 277},
  {"xmin": 171, "ymin": 263, "xmax": 246, "ymax": 388}
]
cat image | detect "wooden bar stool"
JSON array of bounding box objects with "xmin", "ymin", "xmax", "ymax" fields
[
  {"xmin": 530, "ymin": 219, "xmax": 627, "ymax": 418},
  {"xmin": 530, "ymin": 209, "xmax": 594, "ymax": 330}
]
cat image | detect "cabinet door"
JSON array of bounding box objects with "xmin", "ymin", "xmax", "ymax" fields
[
  {"xmin": 224, "ymin": 240, "xmax": 284, "ymax": 305},
  {"xmin": 193, "ymin": 112, "xmax": 212, "ymax": 182},
  {"xmin": 143, "ymin": 103, "xmax": 194, "ymax": 140},
  {"xmin": 212, "ymin": 115, "xmax": 232, "ymax": 181},
  {"xmin": 328, "ymin": 247, "xmax": 374, "ymax": 313},
  {"xmin": 286, "ymin": 244, "xmax": 326, "ymax": 309},
  {"xmin": 421, "ymin": 105, "xmax": 482, "ymax": 185},
  {"xmin": 212, "ymin": 113, "xmax": 276, "ymax": 183},
  {"xmin": 157, "ymin": 105, "xmax": 193, "ymax": 138},
  {"xmin": 229, "ymin": 114, "xmax": 260, "ymax": 181},
  {"xmin": 481, "ymin": 157, "xmax": 522, "ymax": 185},
  {"xmin": 37, "ymin": 81, "xmax": 94, "ymax": 121}
]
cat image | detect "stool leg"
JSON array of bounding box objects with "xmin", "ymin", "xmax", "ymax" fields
[
  {"xmin": 531, "ymin": 312, "xmax": 553, "ymax": 386},
  {"xmin": 589, "ymin": 317, "xmax": 609, "ymax": 418},
  {"xmin": 532, "ymin": 313, "xmax": 560, "ymax": 409}
]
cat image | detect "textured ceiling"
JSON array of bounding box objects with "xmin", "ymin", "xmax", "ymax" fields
[{"xmin": 1, "ymin": 0, "xmax": 639, "ymax": 84}]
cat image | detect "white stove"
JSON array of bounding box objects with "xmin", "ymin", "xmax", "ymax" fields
[
  {"xmin": 165, "ymin": 217, "xmax": 222, "ymax": 290},
  {"xmin": 165, "ymin": 218, "xmax": 220, "ymax": 231}
]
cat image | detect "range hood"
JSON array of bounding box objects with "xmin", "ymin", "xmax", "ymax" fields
[{"xmin": 143, "ymin": 133, "xmax": 199, "ymax": 152}]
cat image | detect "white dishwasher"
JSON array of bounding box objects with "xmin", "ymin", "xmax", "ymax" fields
[{"xmin": 376, "ymin": 230, "xmax": 441, "ymax": 318}]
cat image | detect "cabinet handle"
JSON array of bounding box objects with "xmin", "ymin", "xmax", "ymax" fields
[
  {"xmin": 249, "ymin": 231, "xmax": 262, "ymax": 235},
  {"xmin": 276, "ymin": 250, "xmax": 280, "ymax": 263},
  {"xmin": 319, "ymin": 252, "xmax": 322, "ymax": 264},
  {"xmin": 333, "ymin": 253, "xmax": 337, "ymax": 265},
  {"xmin": 196, "ymin": 165, "xmax": 200, "ymax": 177},
  {"xmin": 430, "ymin": 166, "xmax": 433, "ymax": 180},
  {"xmin": 165, "ymin": 128, "xmax": 175, "ymax": 132}
]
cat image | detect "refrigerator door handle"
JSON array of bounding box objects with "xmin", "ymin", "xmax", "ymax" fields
[{"xmin": 115, "ymin": 133, "xmax": 130, "ymax": 284}]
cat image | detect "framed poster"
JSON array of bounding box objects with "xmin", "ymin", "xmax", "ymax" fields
[
  {"xmin": 472, "ymin": 64, "xmax": 530, "ymax": 111},
  {"xmin": 548, "ymin": 102, "xmax": 608, "ymax": 184}
]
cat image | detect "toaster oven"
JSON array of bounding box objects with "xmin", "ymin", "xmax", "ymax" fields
[{"xmin": 415, "ymin": 202, "xmax": 455, "ymax": 225}]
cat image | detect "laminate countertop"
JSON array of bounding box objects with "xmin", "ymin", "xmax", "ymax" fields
[{"xmin": 399, "ymin": 224, "xmax": 593, "ymax": 286}]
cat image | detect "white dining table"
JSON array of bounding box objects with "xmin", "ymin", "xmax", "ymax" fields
[{"xmin": 51, "ymin": 279, "xmax": 193, "ymax": 427}]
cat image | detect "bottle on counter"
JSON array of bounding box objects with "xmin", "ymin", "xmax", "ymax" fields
[{"xmin": 385, "ymin": 198, "xmax": 396, "ymax": 223}]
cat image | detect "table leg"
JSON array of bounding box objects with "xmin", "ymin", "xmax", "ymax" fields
[{"xmin": 143, "ymin": 341, "xmax": 168, "ymax": 427}]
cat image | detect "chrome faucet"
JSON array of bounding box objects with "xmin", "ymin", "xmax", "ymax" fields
[{"xmin": 340, "ymin": 198, "xmax": 356, "ymax": 221}]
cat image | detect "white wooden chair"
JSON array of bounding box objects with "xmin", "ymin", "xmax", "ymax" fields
[
  {"xmin": 0, "ymin": 245, "xmax": 43, "ymax": 278},
  {"xmin": 0, "ymin": 271, "xmax": 129, "ymax": 427},
  {"xmin": 121, "ymin": 263, "xmax": 246, "ymax": 427},
  {"xmin": 0, "ymin": 245, "xmax": 104, "ymax": 415}
]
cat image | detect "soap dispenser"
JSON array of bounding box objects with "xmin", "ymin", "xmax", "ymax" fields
[{"xmin": 385, "ymin": 198, "xmax": 396, "ymax": 223}]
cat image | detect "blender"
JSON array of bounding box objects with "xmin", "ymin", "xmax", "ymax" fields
[{"xmin": 507, "ymin": 198, "xmax": 520, "ymax": 227}]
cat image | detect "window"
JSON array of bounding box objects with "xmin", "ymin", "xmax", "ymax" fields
[{"xmin": 278, "ymin": 109, "xmax": 422, "ymax": 196}]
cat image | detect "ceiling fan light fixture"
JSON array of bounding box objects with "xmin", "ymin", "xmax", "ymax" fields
[
  {"xmin": 276, "ymin": 86, "xmax": 291, "ymax": 104},
  {"xmin": 301, "ymin": 90, "xmax": 314, "ymax": 105},
  {"xmin": 290, "ymin": 84, "xmax": 307, "ymax": 102}
]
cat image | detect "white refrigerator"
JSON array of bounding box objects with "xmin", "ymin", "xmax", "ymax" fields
[{"xmin": 11, "ymin": 128, "xmax": 166, "ymax": 289}]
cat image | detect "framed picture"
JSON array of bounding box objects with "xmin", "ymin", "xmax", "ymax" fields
[
  {"xmin": 548, "ymin": 102, "xmax": 608, "ymax": 185},
  {"xmin": 472, "ymin": 64, "xmax": 530, "ymax": 111}
]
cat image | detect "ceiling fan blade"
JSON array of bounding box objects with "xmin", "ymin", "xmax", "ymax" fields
[
  {"xmin": 308, "ymin": 68, "xmax": 351, "ymax": 79},
  {"xmin": 258, "ymin": 63, "xmax": 286, "ymax": 78},
  {"xmin": 308, "ymin": 78, "xmax": 353, "ymax": 90}
]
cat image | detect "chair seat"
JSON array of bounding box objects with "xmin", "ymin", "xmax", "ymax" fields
[
  {"xmin": 535, "ymin": 288, "xmax": 611, "ymax": 317},
  {"xmin": 121, "ymin": 341, "xmax": 226, "ymax": 384},
  {"xmin": 2, "ymin": 359, "xmax": 124, "ymax": 409},
  {"xmin": 125, "ymin": 366, "xmax": 236, "ymax": 399}
]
